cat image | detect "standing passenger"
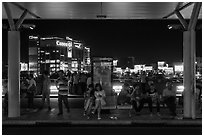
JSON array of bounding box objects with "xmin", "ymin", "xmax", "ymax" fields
[
  {"xmin": 27, "ymin": 74, "xmax": 36, "ymax": 109},
  {"xmin": 56, "ymin": 70, "xmax": 70, "ymax": 116},
  {"xmin": 41, "ymin": 71, "xmax": 51, "ymax": 111}
]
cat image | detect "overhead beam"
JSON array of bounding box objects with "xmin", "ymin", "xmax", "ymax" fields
[
  {"xmin": 175, "ymin": 10, "xmax": 188, "ymax": 30},
  {"xmin": 11, "ymin": 2, "xmax": 41, "ymax": 19},
  {"xmin": 163, "ymin": 2, "xmax": 194, "ymax": 19},
  {"xmin": 15, "ymin": 9, "xmax": 28, "ymax": 30},
  {"xmin": 188, "ymin": 2, "xmax": 202, "ymax": 30},
  {"xmin": 3, "ymin": 3, "xmax": 16, "ymax": 31}
]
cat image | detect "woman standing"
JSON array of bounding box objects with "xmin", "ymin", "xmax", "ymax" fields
[
  {"xmin": 92, "ymin": 83, "xmax": 106, "ymax": 120},
  {"xmin": 27, "ymin": 74, "xmax": 36, "ymax": 109}
]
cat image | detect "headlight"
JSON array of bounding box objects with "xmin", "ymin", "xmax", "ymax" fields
[{"xmin": 177, "ymin": 85, "xmax": 184, "ymax": 92}]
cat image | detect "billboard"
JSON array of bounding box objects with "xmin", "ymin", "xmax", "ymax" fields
[{"xmin": 92, "ymin": 57, "xmax": 113, "ymax": 96}]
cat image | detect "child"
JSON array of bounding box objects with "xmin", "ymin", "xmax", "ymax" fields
[
  {"xmin": 84, "ymin": 84, "xmax": 95, "ymax": 118},
  {"xmin": 92, "ymin": 83, "xmax": 106, "ymax": 120}
]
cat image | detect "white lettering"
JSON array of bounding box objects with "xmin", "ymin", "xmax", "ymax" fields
[{"xmin": 56, "ymin": 40, "xmax": 72, "ymax": 47}]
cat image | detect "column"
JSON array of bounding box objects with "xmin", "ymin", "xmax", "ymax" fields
[
  {"xmin": 183, "ymin": 30, "xmax": 196, "ymax": 119},
  {"xmin": 8, "ymin": 31, "xmax": 20, "ymax": 117}
]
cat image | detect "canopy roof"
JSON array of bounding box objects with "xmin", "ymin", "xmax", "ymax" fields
[{"xmin": 2, "ymin": 2, "xmax": 202, "ymax": 20}]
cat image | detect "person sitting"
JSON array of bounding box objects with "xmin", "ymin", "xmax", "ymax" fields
[
  {"xmin": 84, "ymin": 84, "xmax": 95, "ymax": 119},
  {"xmin": 117, "ymin": 83, "xmax": 131, "ymax": 105},
  {"xmin": 130, "ymin": 84, "xmax": 141, "ymax": 114},
  {"xmin": 92, "ymin": 83, "xmax": 106, "ymax": 120},
  {"xmin": 162, "ymin": 81, "xmax": 177, "ymax": 117},
  {"xmin": 148, "ymin": 83, "xmax": 160, "ymax": 116}
]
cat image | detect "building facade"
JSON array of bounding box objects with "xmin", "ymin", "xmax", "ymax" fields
[{"xmin": 28, "ymin": 36, "xmax": 91, "ymax": 75}]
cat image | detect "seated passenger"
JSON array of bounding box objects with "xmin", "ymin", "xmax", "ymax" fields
[
  {"xmin": 130, "ymin": 84, "xmax": 141, "ymax": 113},
  {"xmin": 84, "ymin": 84, "xmax": 95, "ymax": 119},
  {"xmin": 92, "ymin": 83, "xmax": 106, "ymax": 120},
  {"xmin": 148, "ymin": 83, "xmax": 160, "ymax": 116},
  {"xmin": 117, "ymin": 83, "xmax": 131, "ymax": 105}
]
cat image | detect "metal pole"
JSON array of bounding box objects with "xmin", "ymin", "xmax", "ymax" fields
[{"xmin": 8, "ymin": 31, "xmax": 20, "ymax": 117}]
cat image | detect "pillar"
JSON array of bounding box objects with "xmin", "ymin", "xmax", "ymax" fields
[
  {"xmin": 183, "ymin": 30, "xmax": 196, "ymax": 119},
  {"xmin": 8, "ymin": 31, "xmax": 20, "ymax": 117}
]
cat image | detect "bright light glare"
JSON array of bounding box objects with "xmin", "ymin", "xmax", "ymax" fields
[
  {"xmin": 113, "ymin": 85, "xmax": 122, "ymax": 93},
  {"xmin": 168, "ymin": 26, "xmax": 172, "ymax": 29},
  {"xmin": 50, "ymin": 85, "xmax": 58, "ymax": 92},
  {"xmin": 177, "ymin": 85, "xmax": 184, "ymax": 92}
]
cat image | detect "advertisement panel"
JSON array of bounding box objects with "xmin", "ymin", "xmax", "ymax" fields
[{"xmin": 92, "ymin": 57, "xmax": 113, "ymax": 96}]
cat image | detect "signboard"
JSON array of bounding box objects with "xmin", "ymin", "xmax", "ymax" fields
[
  {"xmin": 175, "ymin": 65, "xmax": 183, "ymax": 72},
  {"xmin": 20, "ymin": 63, "xmax": 28, "ymax": 71},
  {"xmin": 56, "ymin": 40, "xmax": 72, "ymax": 47}
]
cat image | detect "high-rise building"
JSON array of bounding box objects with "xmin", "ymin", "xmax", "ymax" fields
[{"xmin": 28, "ymin": 36, "xmax": 91, "ymax": 75}]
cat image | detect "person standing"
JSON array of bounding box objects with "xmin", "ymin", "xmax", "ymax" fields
[
  {"xmin": 162, "ymin": 81, "xmax": 177, "ymax": 117},
  {"xmin": 41, "ymin": 71, "xmax": 51, "ymax": 111},
  {"xmin": 3, "ymin": 80, "xmax": 8, "ymax": 116},
  {"xmin": 80, "ymin": 73, "xmax": 87, "ymax": 95},
  {"xmin": 73, "ymin": 72, "xmax": 79, "ymax": 95},
  {"xmin": 86, "ymin": 73, "xmax": 92, "ymax": 88},
  {"xmin": 56, "ymin": 70, "xmax": 70, "ymax": 116},
  {"xmin": 27, "ymin": 74, "xmax": 36, "ymax": 109}
]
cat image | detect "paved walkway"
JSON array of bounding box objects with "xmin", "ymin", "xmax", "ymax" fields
[{"xmin": 3, "ymin": 107, "xmax": 202, "ymax": 126}]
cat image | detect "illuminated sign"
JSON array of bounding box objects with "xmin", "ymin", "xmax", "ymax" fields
[
  {"xmin": 144, "ymin": 66, "xmax": 153, "ymax": 71},
  {"xmin": 175, "ymin": 65, "xmax": 183, "ymax": 72},
  {"xmin": 67, "ymin": 45, "xmax": 72, "ymax": 58},
  {"xmin": 134, "ymin": 65, "xmax": 145, "ymax": 72},
  {"xmin": 29, "ymin": 62, "xmax": 37, "ymax": 71},
  {"xmin": 164, "ymin": 67, "xmax": 174, "ymax": 74},
  {"xmin": 56, "ymin": 40, "xmax": 72, "ymax": 47},
  {"xmin": 113, "ymin": 60, "xmax": 118, "ymax": 66},
  {"xmin": 20, "ymin": 63, "xmax": 28, "ymax": 71},
  {"xmin": 29, "ymin": 36, "xmax": 38, "ymax": 40}
]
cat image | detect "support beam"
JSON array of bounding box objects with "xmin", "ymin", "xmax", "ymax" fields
[
  {"xmin": 8, "ymin": 31, "xmax": 20, "ymax": 117},
  {"xmin": 188, "ymin": 2, "xmax": 202, "ymax": 30},
  {"xmin": 11, "ymin": 2, "xmax": 41, "ymax": 19},
  {"xmin": 15, "ymin": 9, "xmax": 28, "ymax": 30},
  {"xmin": 175, "ymin": 10, "xmax": 188, "ymax": 30},
  {"xmin": 3, "ymin": 3, "xmax": 16, "ymax": 31},
  {"xmin": 163, "ymin": 2, "xmax": 194, "ymax": 19}
]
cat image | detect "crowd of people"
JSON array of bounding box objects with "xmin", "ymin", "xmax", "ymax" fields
[
  {"xmin": 2, "ymin": 70, "xmax": 201, "ymax": 120},
  {"xmin": 117, "ymin": 71, "xmax": 181, "ymax": 117}
]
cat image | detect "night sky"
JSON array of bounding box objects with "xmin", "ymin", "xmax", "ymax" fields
[{"xmin": 2, "ymin": 19, "xmax": 202, "ymax": 65}]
